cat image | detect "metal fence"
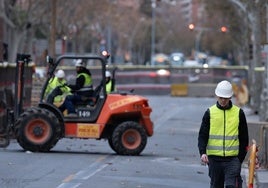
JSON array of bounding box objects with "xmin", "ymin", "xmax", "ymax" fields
[{"xmin": 0, "ymin": 65, "xmax": 251, "ymax": 127}]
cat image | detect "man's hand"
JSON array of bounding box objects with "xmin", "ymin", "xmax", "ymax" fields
[{"xmin": 201, "ymin": 154, "xmax": 209, "ymax": 164}]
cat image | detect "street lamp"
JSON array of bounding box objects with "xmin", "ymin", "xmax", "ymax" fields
[
  {"xmin": 195, "ymin": 30, "xmax": 203, "ymax": 53},
  {"xmin": 188, "ymin": 23, "xmax": 203, "ymax": 54},
  {"xmin": 151, "ymin": 0, "xmax": 156, "ymax": 66}
]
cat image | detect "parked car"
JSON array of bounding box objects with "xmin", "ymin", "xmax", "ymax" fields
[
  {"xmin": 206, "ymin": 56, "xmax": 223, "ymax": 67},
  {"xmin": 152, "ymin": 53, "xmax": 170, "ymax": 66},
  {"xmin": 183, "ymin": 60, "xmax": 201, "ymax": 67},
  {"xmin": 169, "ymin": 52, "xmax": 185, "ymax": 66}
]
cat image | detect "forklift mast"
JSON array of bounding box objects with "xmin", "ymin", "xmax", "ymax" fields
[{"xmin": 14, "ymin": 54, "xmax": 31, "ymax": 119}]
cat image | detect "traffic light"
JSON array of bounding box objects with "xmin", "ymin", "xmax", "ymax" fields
[
  {"xmin": 188, "ymin": 23, "xmax": 195, "ymax": 31},
  {"xmin": 220, "ymin": 26, "xmax": 227, "ymax": 33}
]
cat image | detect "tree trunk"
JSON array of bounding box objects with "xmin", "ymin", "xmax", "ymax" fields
[
  {"xmin": 49, "ymin": 0, "xmax": 56, "ymax": 57},
  {"xmin": 249, "ymin": 9, "xmax": 263, "ymax": 114},
  {"xmin": 9, "ymin": 29, "xmax": 24, "ymax": 63}
]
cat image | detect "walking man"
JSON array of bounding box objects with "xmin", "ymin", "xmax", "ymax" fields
[{"xmin": 198, "ymin": 80, "xmax": 249, "ymax": 188}]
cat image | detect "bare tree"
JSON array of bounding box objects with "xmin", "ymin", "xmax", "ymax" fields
[
  {"xmin": 227, "ymin": 0, "xmax": 266, "ymax": 116},
  {"xmin": 0, "ymin": 0, "xmax": 195, "ymax": 64},
  {"xmin": 0, "ymin": 0, "xmax": 49, "ymax": 63},
  {"xmin": 202, "ymin": 0, "xmax": 266, "ymax": 115}
]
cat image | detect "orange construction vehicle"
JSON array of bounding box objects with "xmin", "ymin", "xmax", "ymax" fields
[{"xmin": 0, "ymin": 53, "xmax": 154, "ymax": 155}]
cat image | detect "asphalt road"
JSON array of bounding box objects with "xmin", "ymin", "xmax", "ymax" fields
[{"xmin": 0, "ymin": 96, "xmax": 226, "ymax": 188}]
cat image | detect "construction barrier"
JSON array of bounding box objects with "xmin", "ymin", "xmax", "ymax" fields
[{"xmin": 170, "ymin": 84, "xmax": 188, "ymax": 96}]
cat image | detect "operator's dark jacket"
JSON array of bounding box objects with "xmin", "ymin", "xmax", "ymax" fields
[
  {"xmin": 68, "ymin": 68, "xmax": 92, "ymax": 92},
  {"xmin": 198, "ymin": 101, "xmax": 249, "ymax": 163}
]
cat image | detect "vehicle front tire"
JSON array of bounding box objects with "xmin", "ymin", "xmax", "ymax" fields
[{"xmin": 14, "ymin": 107, "xmax": 61, "ymax": 152}]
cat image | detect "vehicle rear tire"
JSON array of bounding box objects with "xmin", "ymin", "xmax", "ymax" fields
[
  {"xmin": 14, "ymin": 107, "xmax": 61, "ymax": 152},
  {"xmin": 112, "ymin": 121, "xmax": 147, "ymax": 155}
]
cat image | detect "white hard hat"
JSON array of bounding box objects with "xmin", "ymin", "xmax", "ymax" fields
[
  {"xmin": 55, "ymin": 69, "xmax": 65, "ymax": 78},
  {"xmin": 215, "ymin": 80, "xmax": 233, "ymax": 98},
  {"xmin": 105, "ymin": 71, "xmax": 111, "ymax": 77},
  {"xmin": 75, "ymin": 59, "xmax": 86, "ymax": 67}
]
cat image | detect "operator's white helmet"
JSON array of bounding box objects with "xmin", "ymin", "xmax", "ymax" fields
[
  {"xmin": 75, "ymin": 59, "xmax": 86, "ymax": 68},
  {"xmin": 215, "ymin": 80, "xmax": 233, "ymax": 98},
  {"xmin": 105, "ymin": 71, "xmax": 111, "ymax": 77},
  {"xmin": 55, "ymin": 69, "xmax": 65, "ymax": 78}
]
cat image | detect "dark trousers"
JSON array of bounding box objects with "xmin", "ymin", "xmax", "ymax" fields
[
  {"xmin": 208, "ymin": 157, "xmax": 242, "ymax": 188},
  {"xmin": 59, "ymin": 94, "xmax": 82, "ymax": 114}
]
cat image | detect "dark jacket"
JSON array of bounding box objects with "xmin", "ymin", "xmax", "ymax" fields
[
  {"xmin": 198, "ymin": 101, "xmax": 249, "ymax": 163},
  {"xmin": 68, "ymin": 68, "xmax": 92, "ymax": 91}
]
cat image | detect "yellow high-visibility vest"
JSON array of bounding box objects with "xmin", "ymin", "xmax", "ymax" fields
[
  {"xmin": 207, "ymin": 104, "xmax": 240, "ymax": 157},
  {"xmin": 77, "ymin": 73, "xmax": 92, "ymax": 86},
  {"xmin": 106, "ymin": 80, "xmax": 112, "ymax": 93}
]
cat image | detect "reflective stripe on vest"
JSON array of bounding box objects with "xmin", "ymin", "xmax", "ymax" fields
[{"xmin": 207, "ymin": 104, "xmax": 240, "ymax": 157}]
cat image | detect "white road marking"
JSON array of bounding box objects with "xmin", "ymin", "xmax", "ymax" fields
[{"xmin": 56, "ymin": 155, "xmax": 117, "ymax": 188}]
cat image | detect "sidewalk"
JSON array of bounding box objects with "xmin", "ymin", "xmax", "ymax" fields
[
  {"xmin": 242, "ymin": 106, "xmax": 268, "ymax": 188},
  {"xmin": 255, "ymin": 169, "xmax": 268, "ymax": 188}
]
